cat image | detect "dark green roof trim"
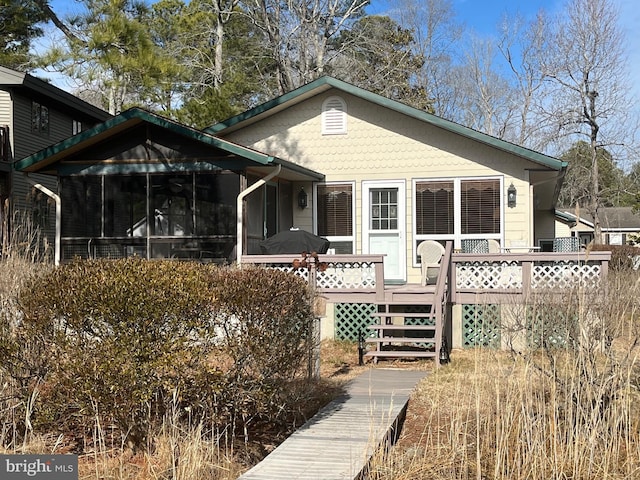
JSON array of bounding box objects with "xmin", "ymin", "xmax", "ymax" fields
[
  {"xmin": 207, "ymin": 76, "xmax": 567, "ymax": 171},
  {"xmin": 15, "ymin": 108, "xmax": 276, "ymax": 172},
  {"xmin": 272, "ymin": 157, "xmax": 325, "ymax": 181},
  {"xmin": 555, "ymin": 210, "xmax": 579, "ymax": 224}
]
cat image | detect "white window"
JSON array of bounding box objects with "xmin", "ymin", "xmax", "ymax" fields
[
  {"xmin": 72, "ymin": 120, "xmax": 82, "ymax": 135},
  {"xmin": 315, "ymin": 182, "xmax": 355, "ymax": 253},
  {"xmin": 322, "ymin": 96, "xmax": 347, "ymax": 135},
  {"xmin": 413, "ymin": 177, "xmax": 503, "ymax": 263}
]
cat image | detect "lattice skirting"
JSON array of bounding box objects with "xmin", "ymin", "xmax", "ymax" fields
[
  {"xmin": 526, "ymin": 306, "xmax": 574, "ymax": 349},
  {"xmin": 334, "ymin": 303, "xmax": 377, "ymax": 341},
  {"xmin": 462, "ymin": 304, "xmax": 501, "ymax": 348}
]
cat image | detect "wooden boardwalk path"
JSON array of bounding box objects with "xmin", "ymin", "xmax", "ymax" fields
[{"xmin": 238, "ymin": 368, "xmax": 428, "ymax": 480}]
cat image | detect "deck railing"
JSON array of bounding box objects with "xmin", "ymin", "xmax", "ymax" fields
[
  {"xmin": 242, "ymin": 249, "xmax": 611, "ymax": 305},
  {"xmin": 451, "ymin": 250, "xmax": 611, "ymax": 304},
  {"xmin": 241, "ymin": 254, "xmax": 386, "ymax": 303}
]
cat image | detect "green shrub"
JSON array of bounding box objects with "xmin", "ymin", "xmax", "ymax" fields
[
  {"xmin": 207, "ymin": 266, "xmax": 315, "ymax": 438},
  {"xmin": 3, "ymin": 259, "xmax": 316, "ymax": 450},
  {"xmin": 16, "ymin": 258, "xmax": 218, "ymax": 448}
]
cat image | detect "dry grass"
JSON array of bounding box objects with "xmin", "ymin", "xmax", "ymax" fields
[
  {"xmin": 368, "ymin": 273, "xmax": 640, "ymax": 480},
  {"xmin": 3, "ymin": 249, "xmax": 640, "ymax": 479}
]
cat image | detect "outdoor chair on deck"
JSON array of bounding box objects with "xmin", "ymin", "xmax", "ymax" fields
[
  {"xmin": 417, "ymin": 240, "xmax": 445, "ymax": 286},
  {"xmin": 487, "ymin": 239, "xmax": 501, "ymax": 253},
  {"xmin": 553, "ymin": 237, "xmax": 580, "ymax": 252},
  {"xmin": 461, "ymin": 239, "xmax": 489, "ymax": 253}
]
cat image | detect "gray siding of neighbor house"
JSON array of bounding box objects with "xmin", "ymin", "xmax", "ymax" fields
[{"xmin": 11, "ymin": 91, "xmax": 74, "ymax": 256}]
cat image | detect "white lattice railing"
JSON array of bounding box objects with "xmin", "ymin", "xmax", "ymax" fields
[
  {"xmin": 242, "ymin": 251, "xmax": 611, "ymax": 304},
  {"xmin": 240, "ymin": 254, "xmax": 386, "ymax": 302},
  {"xmin": 451, "ymin": 251, "xmax": 611, "ymax": 303}
]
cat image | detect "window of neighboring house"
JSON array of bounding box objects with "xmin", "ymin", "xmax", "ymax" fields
[
  {"xmin": 414, "ymin": 177, "xmax": 502, "ymax": 263},
  {"xmin": 316, "ymin": 182, "xmax": 354, "ymax": 253},
  {"xmin": 72, "ymin": 120, "xmax": 82, "ymax": 135},
  {"xmin": 322, "ymin": 96, "xmax": 347, "ymax": 135},
  {"xmin": 31, "ymin": 102, "xmax": 49, "ymax": 135}
]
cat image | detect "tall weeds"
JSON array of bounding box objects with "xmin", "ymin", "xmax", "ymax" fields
[
  {"xmin": 0, "ymin": 210, "xmax": 52, "ymax": 451},
  {"xmin": 371, "ymin": 270, "xmax": 640, "ymax": 479}
]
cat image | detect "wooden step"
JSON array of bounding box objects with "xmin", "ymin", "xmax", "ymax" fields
[
  {"xmin": 368, "ymin": 324, "xmax": 436, "ymax": 331},
  {"xmin": 366, "ymin": 337, "xmax": 436, "ymax": 343},
  {"xmin": 364, "ymin": 351, "xmax": 437, "ymax": 358}
]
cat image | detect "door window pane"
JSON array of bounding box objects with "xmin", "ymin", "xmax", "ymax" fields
[{"xmin": 370, "ymin": 188, "xmax": 398, "ymax": 230}]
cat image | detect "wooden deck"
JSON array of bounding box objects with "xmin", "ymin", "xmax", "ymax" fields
[
  {"xmin": 237, "ymin": 368, "xmax": 428, "ymax": 480},
  {"xmin": 242, "ymin": 247, "xmax": 611, "ymax": 364}
]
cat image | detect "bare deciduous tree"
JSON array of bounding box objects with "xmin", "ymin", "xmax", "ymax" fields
[
  {"xmin": 242, "ymin": 0, "xmax": 368, "ymax": 94},
  {"xmin": 541, "ymin": 0, "xmax": 634, "ymax": 243}
]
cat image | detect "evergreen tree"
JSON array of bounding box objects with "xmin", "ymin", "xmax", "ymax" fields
[{"xmin": 0, "ymin": 0, "xmax": 47, "ymax": 69}]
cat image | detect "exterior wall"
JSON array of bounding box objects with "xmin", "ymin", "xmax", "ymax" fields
[
  {"xmin": 223, "ymin": 90, "xmax": 542, "ymax": 284},
  {"xmin": 0, "ymin": 90, "xmax": 11, "ymax": 129},
  {"xmin": 536, "ymin": 209, "xmax": 560, "ymax": 242},
  {"xmin": 554, "ymin": 219, "xmax": 572, "ymax": 239}
]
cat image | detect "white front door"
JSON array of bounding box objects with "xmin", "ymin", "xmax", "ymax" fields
[{"xmin": 363, "ymin": 181, "xmax": 406, "ymax": 283}]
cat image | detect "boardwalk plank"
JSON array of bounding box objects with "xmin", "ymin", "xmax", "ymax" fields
[{"xmin": 238, "ymin": 369, "xmax": 428, "ymax": 480}]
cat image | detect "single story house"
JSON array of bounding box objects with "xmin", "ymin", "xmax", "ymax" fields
[{"xmin": 17, "ymin": 76, "xmax": 592, "ymax": 354}]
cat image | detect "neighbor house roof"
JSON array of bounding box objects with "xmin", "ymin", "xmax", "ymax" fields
[
  {"xmin": 14, "ymin": 107, "xmax": 324, "ymax": 181},
  {"xmin": 0, "ymin": 65, "xmax": 111, "ymax": 122},
  {"xmin": 206, "ymin": 76, "xmax": 568, "ymax": 172},
  {"xmin": 557, "ymin": 207, "xmax": 640, "ymax": 231}
]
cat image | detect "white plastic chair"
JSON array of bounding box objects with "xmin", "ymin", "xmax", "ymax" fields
[
  {"xmin": 487, "ymin": 239, "xmax": 501, "ymax": 253},
  {"xmin": 417, "ymin": 240, "xmax": 446, "ymax": 286}
]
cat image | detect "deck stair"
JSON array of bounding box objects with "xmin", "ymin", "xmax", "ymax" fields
[{"xmin": 364, "ymin": 242, "xmax": 452, "ymax": 365}]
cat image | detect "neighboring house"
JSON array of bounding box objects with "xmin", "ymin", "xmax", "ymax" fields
[
  {"xmin": 555, "ymin": 207, "xmax": 640, "ymax": 246},
  {"xmin": 0, "ymin": 65, "xmax": 111, "ymax": 256}
]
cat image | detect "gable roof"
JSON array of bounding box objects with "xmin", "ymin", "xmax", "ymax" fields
[
  {"xmin": 14, "ymin": 107, "xmax": 324, "ymax": 180},
  {"xmin": 206, "ymin": 76, "xmax": 567, "ymax": 172},
  {"xmin": 0, "ymin": 65, "xmax": 111, "ymax": 122}
]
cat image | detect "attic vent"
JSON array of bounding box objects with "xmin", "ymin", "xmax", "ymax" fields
[{"xmin": 322, "ymin": 96, "xmax": 347, "ymax": 135}]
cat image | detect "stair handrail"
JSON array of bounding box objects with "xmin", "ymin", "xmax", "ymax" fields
[{"xmin": 434, "ymin": 241, "xmax": 453, "ymax": 365}]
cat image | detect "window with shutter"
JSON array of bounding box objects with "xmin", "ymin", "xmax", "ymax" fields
[
  {"xmin": 461, "ymin": 179, "xmax": 500, "ymax": 234},
  {"xmin": 415, "ymin": 181, "xmax": 454, "ymax": 235},
  {"xmin": 322, "ymin": 96, "xmax": 347, "ymax": 135},
  {"xmin": 316, "ymin": 183, "xmax": 354, "ymax": 253},
  {"xmin": 413, "ymin": 177, "xmax": 502, "ymax": 264}
]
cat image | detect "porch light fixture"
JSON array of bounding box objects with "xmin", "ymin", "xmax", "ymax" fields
[
  {"xmin": 298, "ymin": 187, "xmax": 308, "ymax": 209},
  {"xmin": 507, "ymin": 183, "xmax": 517, "ymax": 208}
]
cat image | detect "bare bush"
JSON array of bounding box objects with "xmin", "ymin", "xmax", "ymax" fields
[{"xmin": 371, "ymin": 270, "xmax": 640, "ymax": 479}]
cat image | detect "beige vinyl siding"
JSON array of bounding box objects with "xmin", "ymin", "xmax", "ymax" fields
[{"xmin": 223, "ymin": 90, "xmax": 538, "ymax": 283}]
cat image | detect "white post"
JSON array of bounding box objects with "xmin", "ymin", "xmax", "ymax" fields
[{"xmin": 23, "ymin": 175, "xmax": 61, "ymax": 266}]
